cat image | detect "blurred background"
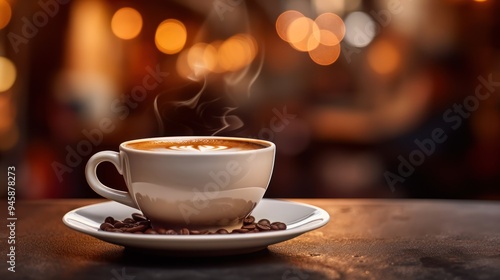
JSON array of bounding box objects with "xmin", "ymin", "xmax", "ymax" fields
[{"xmin": 0, "ymin": 0, "xmax": 499, "ymax": 200}]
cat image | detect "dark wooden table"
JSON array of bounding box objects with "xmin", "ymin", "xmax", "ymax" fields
[{"xmin": 1, "ymin": 199, "xmax": 500, "ymax": 279}]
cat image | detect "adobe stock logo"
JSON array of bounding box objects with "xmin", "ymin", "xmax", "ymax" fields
[
  {"xmin": 8, "ymin": 0, "xmax": 70, "ymax": 53},
  {"xmin": 384, "ymin": 74, "xmax": 499, "ymax": 192},
  {"xmin": 51, "ymin": 65, "xmax": 169, "ymax": 182},
  {"xmin": 213, "ymin": 0, "xmax": 243, "ymax": 21}
]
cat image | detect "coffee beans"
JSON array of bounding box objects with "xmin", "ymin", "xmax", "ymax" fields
[
  {"xmin": 242, "ymin": 224, "xmax": 256, "ymax": 230},
  {"xmin": 99, "ymin": 222, "xmax": 114, "ymax": 231},
  {"xmin": 132, "ymin": 213, "xmax": 147, "ymax": 222},
  {"xmin": 216, "ymin": 229, "xmax": 229, "ymax": 234},
  {"xmin": 272, "ymin": 222, "xmax": 287, "ymax": 230},
  {"xmin": 243, "ymin": 216, "xmax": 255, "ymax": 224},
  {"xmin": 104, "ymin": 216, "xmax": 115, "ymax": 224},
  {"xmin": 99, "ymin": 213, "xmax": 287, "ymax": 235}
]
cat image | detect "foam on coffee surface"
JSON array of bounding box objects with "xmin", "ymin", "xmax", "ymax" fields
[{"xmin": 126, "ymin": 139, "xmax": 267, "ymax": 152}]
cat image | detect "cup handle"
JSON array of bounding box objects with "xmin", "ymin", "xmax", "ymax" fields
[{"xmin": 85, "ymin": 151, "xmax": 138, "ymax": 209}]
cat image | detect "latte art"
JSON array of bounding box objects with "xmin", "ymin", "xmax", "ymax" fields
[
  {"xmin": 126, "ymin": 138, "xmax": 268, "ymax": 152},
  {"xmin": 168, "ymin": 145, "xmax": 229, "ymax": 152}
]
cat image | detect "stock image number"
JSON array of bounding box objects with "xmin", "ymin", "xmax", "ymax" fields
[{"xmin": 8, "ymin": 166, "xmax": 15, "ymax": 187}]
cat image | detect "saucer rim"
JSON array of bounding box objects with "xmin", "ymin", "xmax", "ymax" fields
[{"xmin": 62, "ymin": 198, "xmax": 330, "ymax": 254}]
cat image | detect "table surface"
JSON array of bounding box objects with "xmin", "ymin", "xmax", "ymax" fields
[{"xmin": 1, "ymin": 199, "xmax": 500, "ymax": 280}]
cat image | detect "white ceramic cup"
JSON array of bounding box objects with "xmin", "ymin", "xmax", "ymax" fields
[{"xmin": 85, "ymin": 136, "xmax": 275, "ymax": 230}]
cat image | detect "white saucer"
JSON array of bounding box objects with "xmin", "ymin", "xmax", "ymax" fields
[{"xmin": 62, "ymin": 199, "xmax": 329, "ymax": 256}]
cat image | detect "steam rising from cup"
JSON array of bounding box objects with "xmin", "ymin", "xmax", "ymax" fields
[
  {"xmin": 154, "ymin": 43, "xmax": 264, "ymax": 137},
  {"xmin": 153, "ymin": 1, "xmax": 265, "ymax": 137}
]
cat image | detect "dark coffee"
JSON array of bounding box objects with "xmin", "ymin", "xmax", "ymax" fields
[{"xmin": 126, "ymin": 138, "xmax": 268, "ymax": 152}]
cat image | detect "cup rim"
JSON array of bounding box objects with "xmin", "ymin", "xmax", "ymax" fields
[{"xmin": 119, "ymin": 136, "xmax": 275, "ymax": 155}]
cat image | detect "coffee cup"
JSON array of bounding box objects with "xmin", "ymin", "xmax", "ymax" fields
[{"xmin": 85, "ymin": 136, "xmax": 275, "ymax": 230}]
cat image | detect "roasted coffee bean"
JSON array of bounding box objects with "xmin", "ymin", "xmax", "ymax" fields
[
  {"xmin": 124, "ymin": 224, "xmax": 147, "ymax": 233},
  {"xmin": 189, "ymin": 230, "xmax": 203, "ymax": 235},
  {"xmin": 270, "ymin": 224, "xmax": 279, "ymax": 230},
  {"xmin": 242, "ymin": 224, "xmax": 256, "ymax": 230},
  {"xmin": 137, "ymin": 220, "xmax": 150, "ymax": 227},
  {"xmin": 256, "ymin": 223, "xmax": 271, "ymax": 231},
  {"xmin": 123, "ymin": 218, "xmax": 135, "ymax": 224},
  {"xmin": 216, "ymin": 229, "xmax": 229, "ymax": 234},
  {"xmin": 257, "ymin": 219, "xmax": 270, "ymax": 226},
  {"xmin": 132, "ymin": 231, "xmax": 143, "ymax": 234},
  {"xmin": 109, "ymin": 228, "xmax": 124, "ymax": 233},
  {"xmin": 144, "ymin": 228, "xmax": 157, "ymax": 234},
  {"xmin": 272, "ymin": 222, "xmax": 287, "ymax": 230},
  {"xmin": 132, "ymin": 213, "xmax": 147, "ymax": 222},
  {"xmin": 156, "ymin": 228, "xmax": 167, "ymax": 234},
  {"xmin": 243, "ymin": 216, "xmax": 255, "ymax": 225},
  {"xmin": 180, "ymin": 228, "xmax": 190, "ymax": 235},
  {"xmin": 232, "ymin": 228, "xmax": 250, "ymax": 233},
  {"xmin": 104, "ymin": 217, "xmax": 115, "ymax": 224},
  {"xmin": 100, "ymin": 222, "xmax": 114, "ymax": 231},
  {"xmin": 165, "ymin": 229, "xmax": 177, "ymax": 235},
  {"xmin": 113, "ymin": 221, "xmax": 126, "ymax": 228},
  {"xmin": 125, "ymin": 224, "xmax": 135, "ymax": 229}
]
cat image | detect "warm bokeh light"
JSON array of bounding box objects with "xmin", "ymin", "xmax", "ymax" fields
[
  {"xmin": 314, "ymin": 29, "xmax": 337, "ymax": 47},
  {"xmin": 218, "ymin": 34, "xmax": 258, "ymax": 71},
  {"xmin": 276, "ymin": 10, "xmax": 304, "ymax": 42},
  {"xmin": 176, "ymin": 34, "xmax": 258, "ymax": 79},
  {"xmin": 306, "ymin": 32, "xmax": 322, "ymax": 52},
  {"xmin": 175, "ymin": 48, "xmax": 193, "ymax": 80},
  {"xmin": 187, "ymin": 43, "xmax": 208, "ymax": 71},
  {"xmin": 206, "ymin": 40, "xmax": 224, "ymax": 73},
  {"xmin": 0, "ymin": 57, "xmax": 16, "ymax": 92},
  {"xmin": 314, "ymin": 13, "xmax": 345, "ymax": 46},
  {"xmin": 287, "ymin": 16, "xmax": 314, "ymax": 44},
  {"xmin": 202, "ymin": 43, "xmax": 218, "ymax": 73},
  {"xmin": 344, "ymin": 11, "xmax": 376, "ymax": 48},
  {"xmin": 187, "ymin": 42, "xmax": 216, "ymax": 78},
  {"xmin": 290, "ymin": 29, "xmax": 320, "ymax": 52},
  {"xmin": 65, "ymin": 0, "xmax": 115, "ymax": 75},
  {"xmin": 367, "ymin": 39, "xmax": 401, "ymax": 75},
  {"xmin": 0, "ymin": 0, "xmax": 11, "ymax": 29},
  {"xmin": 111, "ymin": 7, "xmax": 143, "ymax": 40},
  {"xmin": 276, "ymin": 11, "xmax": 345, "ymax": 65},
  {"xmin": 288, "ymin": 17, "xmax": 320, "ymax": 52},
  {"xmin": 155, "ymin": 19, "xmax": 187, "ymax": 54},
  {"xmin": 308, "ymin": 42, "xmax": 341, "ymax": 66}
]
